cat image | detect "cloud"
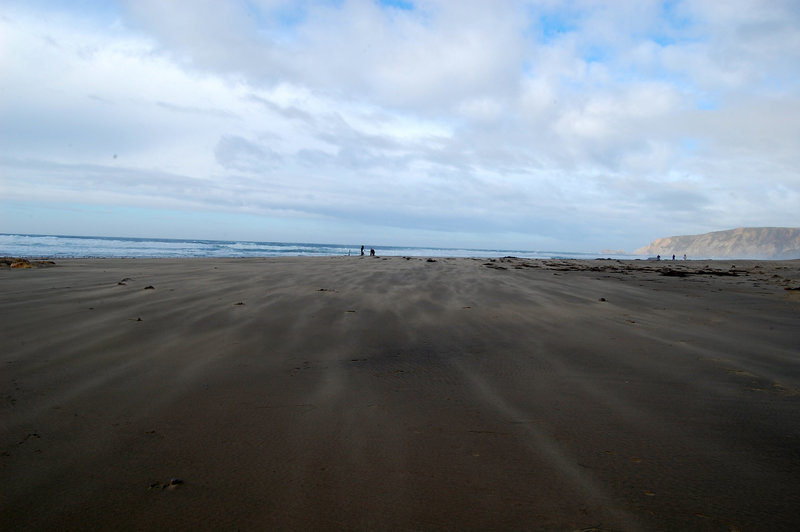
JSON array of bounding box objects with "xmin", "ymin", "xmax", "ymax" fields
[
  {"xmin": 1, "ymin": 0, "xmax": 799, "ymax": 250},
  {"xmin": 215, "ymin": 135, "xmax": 281, "ymax": 172}
]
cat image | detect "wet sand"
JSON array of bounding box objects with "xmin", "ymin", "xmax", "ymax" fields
[{"xmin": 2, "ymin": 257, "xmax": 799, "ymax": 531}]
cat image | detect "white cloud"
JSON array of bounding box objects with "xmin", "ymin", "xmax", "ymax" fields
[{"xmin": 1, "ymin": 0, "xmax": 799, "ymax": 251}]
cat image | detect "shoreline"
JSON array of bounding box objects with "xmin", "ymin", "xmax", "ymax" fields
[
  {"xmin": 2, "ymin": 257, "xmax": 799, "ymax": 530},
  {"xmin": 4, "ymin": 254, "xmax": 800, "ymax": 265}
]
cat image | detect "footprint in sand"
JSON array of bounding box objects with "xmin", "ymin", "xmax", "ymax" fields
[{"xmin": 149, "ymin": 478, "xmax": 184, "ymax": 490}]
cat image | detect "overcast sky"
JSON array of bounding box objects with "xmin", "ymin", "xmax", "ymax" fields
[{"xmin": 1, "ymin": 0, "xmax": 798, "ymax": 252}]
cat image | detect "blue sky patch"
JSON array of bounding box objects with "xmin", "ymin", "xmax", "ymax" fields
[
  {"xmin": 378, "ymin": 0, "xmax": 414, "ymax": 10},
  {"xmin": 535, "ymin": 10, "xmax": 579, "ymax": 43}
]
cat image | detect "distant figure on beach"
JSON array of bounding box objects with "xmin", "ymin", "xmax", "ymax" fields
[
  {"xmin": 672, "ymin": 254, "xmax": 676, "ymax": 261},
  {"xmin": 361, "ymin": 245, "xmax": 365, "ymax": 256},
  {"xmin": 370, "ymin": 248, "xmax": 375, "ymax": 256},
  {"xmin": 683, "ymin": 254, "xmax": 687, "ymax": 260},
  {"xmin": 657, "ymin": 255, "xmax": 661, "ymax": 261}
]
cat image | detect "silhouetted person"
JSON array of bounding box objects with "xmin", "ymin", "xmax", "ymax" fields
[
  {"xmin": 361, "ymin": 245, "xmax": 364, "ymax": 256},
  {"xmin": 370, "ymin": 248, "xmax": 375, "ymax": 256}
]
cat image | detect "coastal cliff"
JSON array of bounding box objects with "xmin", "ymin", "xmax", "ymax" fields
[{"xmin": 635, "ymin": 227, "xmax": 800, "ymax": 259}]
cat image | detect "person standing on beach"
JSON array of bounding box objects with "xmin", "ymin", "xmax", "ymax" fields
[{"xmin": 361, "ymin": 245, "xmax": 365, "ymax": 256}]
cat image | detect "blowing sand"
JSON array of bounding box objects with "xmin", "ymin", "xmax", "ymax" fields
[{"xmin": 2, "ymin": 257, "xmax": 799, "ymax": 531}]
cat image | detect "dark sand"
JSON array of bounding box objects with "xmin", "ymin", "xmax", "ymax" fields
[{"xmin": 2, "ymin": 257, "xmax": 799, "ymax": 531}]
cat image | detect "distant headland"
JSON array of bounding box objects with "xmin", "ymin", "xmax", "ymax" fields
[{"xmin": 635, "ymin": 227, "xmax": 800, "ymax": 259}]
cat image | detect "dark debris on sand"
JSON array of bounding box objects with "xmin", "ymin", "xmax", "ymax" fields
[
  {"xmin": 478, "ymin": 258, "xmax": 800, "ymax": 292},
  {"xmin": 1, "ymin": 257, "xmax": 56, "ymax": 269}
]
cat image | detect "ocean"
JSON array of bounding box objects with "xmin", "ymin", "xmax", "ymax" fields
[{"xmin": 0, "ymin": 233, "xmax": 632, "ymax": 260}]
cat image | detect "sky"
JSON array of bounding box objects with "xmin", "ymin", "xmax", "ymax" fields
[{"xmin": 1, "ymin": 0, "xmax": 799, "ymax": 252}]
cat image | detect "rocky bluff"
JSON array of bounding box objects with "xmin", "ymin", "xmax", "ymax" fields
[{"xmin": 635, "ymin": 227, "xmax": 800, "ymax": 259}]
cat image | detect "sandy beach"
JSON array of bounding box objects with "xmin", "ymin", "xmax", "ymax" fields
[{"xmin": 2, "ymin": 256, "xmax": 799, "ymax": 531}]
